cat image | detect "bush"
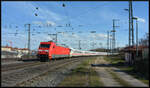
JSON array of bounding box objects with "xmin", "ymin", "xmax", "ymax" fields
[{"xmin": 134, "ymin": 59, "xmax": 149, "ymax": 79}]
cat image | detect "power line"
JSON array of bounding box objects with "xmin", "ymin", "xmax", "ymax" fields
[
  {"xmin": 48, "ymin": 33, "xmax": 57, "ymax": 44},
  {"xmin": 62, "ymin": 3, "xmax": 72, "ymax": 28}
]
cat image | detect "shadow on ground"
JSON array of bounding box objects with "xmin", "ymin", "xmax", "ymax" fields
[
  {"xmin": 20, "ymin": 58, "xmax": 40, "ymax": 62},
  {"xmin": 91, "ymin": 63, "xmax": 133, "ymax": 73},
  {"xmin": 91, "ymin": 61, "xmax": 128, "ymax": 67}
]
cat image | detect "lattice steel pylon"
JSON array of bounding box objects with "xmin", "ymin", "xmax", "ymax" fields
[{"xmin": 111, "ymin": 19, "xmax": 119, "ymax": 54}]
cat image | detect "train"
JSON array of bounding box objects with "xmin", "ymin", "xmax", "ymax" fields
[{"xmin": 37, "ymin": 41, "xmax": 99, "ymax": 61}]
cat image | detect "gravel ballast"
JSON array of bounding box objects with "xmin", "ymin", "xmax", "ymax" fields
[{"xmin": 17, "ymin": 59, "xmax": 83, "ymax": 87}]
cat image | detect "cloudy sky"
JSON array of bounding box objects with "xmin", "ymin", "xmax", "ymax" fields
[{"xmin": 2, "ymin": 1, "xmax": 149, "ymax": 50}]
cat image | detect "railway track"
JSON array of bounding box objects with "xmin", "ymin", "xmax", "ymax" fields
[
  {"xmin": 1, "ymin": 57, "xmax": 90, "ymax": 87},
  {"xmin": 16, "ymin": 57, "xmax": 84, "ymax": 86},
  {"xmin": 2, "ymin": 61, "xmax": 44, "ymax": 72},
  {"xmin": 1, "ymin": 58, "xmax": 20, "ymax": 62}
]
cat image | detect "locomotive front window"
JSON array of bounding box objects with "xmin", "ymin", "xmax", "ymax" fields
[{"xmin": 39, "ymin": 44, "xmax": 50, "ymax": 48}]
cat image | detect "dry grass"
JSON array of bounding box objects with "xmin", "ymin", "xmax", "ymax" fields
[{"xmin": 58, "ymin": 57, "xmax": 104, "ymax": 87}]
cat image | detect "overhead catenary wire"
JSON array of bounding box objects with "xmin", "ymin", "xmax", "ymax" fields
[
  {"xmin": 62, "ymin": 3, "xmax": 72, "ymax": 29},
  {"xmin": 3, "ymin": 3, "xmax": 122, "ymax": 50}
]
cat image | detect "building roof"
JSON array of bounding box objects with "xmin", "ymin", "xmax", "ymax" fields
[
  {"xmin": 2, "ymin": 46, "xmax": 29, "ymax": 51},
  {"xmin": 2, "ymin": 46, "xmax": 12, "ymax": 48},
  {"xmin": 20, "ymin": 48, "xmax": 29, "ymax": 50},
  {"xmin": 123, "ymin": 45, "xmax": 149, "ymax": 52}
]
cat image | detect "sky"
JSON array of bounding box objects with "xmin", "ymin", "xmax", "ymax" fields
[{"xmin": 1, "ymin": 1, "xmax": 149, "ymax": 50}]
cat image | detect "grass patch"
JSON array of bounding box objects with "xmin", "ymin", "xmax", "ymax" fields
[
  {"xmin": 140, "ymin": 79, "xmax": 149, "ymax": 85},
  {"xmin": 88, "ymin": 68, "xmax": 104, "ymax": 87},
  {"xmin": 124, "ymin": 67, "xmax": 148, "ymax": 84},
  {"xmin": 103, "ymin": 55, "xmax": 125, "ymax": 65},
  {"xmin": 58, "ymin": 57, "xmax": 104, "ymax": 87},
  {"xmin": 117, "ymin": 66, "xmax": 149, "ymax": 85}
]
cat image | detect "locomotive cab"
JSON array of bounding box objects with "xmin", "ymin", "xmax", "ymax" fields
[
  {"xmin": 37, "ymin": 42, "xmax": 52, "ymax": 61},
  {"xmin": 37, "ymin": 41, "xmax": 70, "ymax": 61}
]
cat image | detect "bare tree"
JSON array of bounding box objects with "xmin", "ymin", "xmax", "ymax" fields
[{"xmin": 139, "ymin": 33, "xmax": 149, "ymax": 46}]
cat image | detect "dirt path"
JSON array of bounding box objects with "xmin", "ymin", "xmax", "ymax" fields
[
  {"xmin": 110, "ymin": 67, "xmax": 148, "ymax": 87},
  {"xmin": 93, "ymin": 57, "xmax": 122, "ymax": 87},
  {"xmin": 92, "ymin": 56, "xmax": 148, "ymax": 87}
]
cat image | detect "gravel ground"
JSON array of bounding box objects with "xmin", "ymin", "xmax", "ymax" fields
[
  {"xmin": 1, "ymin": 61, "xmax": 24, "ymax": 66},
  {"xmin": 2, "ymin": 62, "xmax": 49, "ymax": 87},
  {"xmin": 2, "ymin": 60, "xmax": 42, "ymax": 72},
  {"xmin": 17, "ymin": 59, "xmax": 83, "ymax": 87},
  {"xmin": 2, "ymin": 57, "xmax": 87, "ymax": 87}
]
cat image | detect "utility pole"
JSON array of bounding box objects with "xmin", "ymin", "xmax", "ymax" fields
[
  {"xmin": 48, "ymin": 34, "xmax": 57, "ymax": 44},
  {"xmin": 131, "ymin": 1, "xmax": 134, "ymax": 46},
  {"xmin": 130, "ymin": 1, "xmax": 134, "ymax": 65},
  {"xmin": 56, "ymin": 33, "xmax": 57, "ymax": 44},
  {"xmin": 107, "ymin": 31, "xmax": 109, "ymax": 55},
  {"xmin": 126, "ymin": 1, "xmax": 132, "ymax": 64},
  {"xmin": 7, "ymin": 40, "xmax": 12, "ymax": 47},
  {"xmin": 110, "ymin": 34, "xmax": 112, "ymax": 55},
  {"xmin": 132, "ymin": 17, "xmax": 138, "ymax": 56},
  {"xmin": 91, "ymin": 41, "xmax": 95, "ymax": 50},
  {"xmin": 79, "ymin": 40, "xmax": 81, "ymax": 50},
  {"xmin": 124, "ymin": 1, "xmax": 134, "ymax": 64},
  {"xmin": 128, "ymin": 1, "xmax": 134, "ymax": 64},
  {"xmin": 124, "ymin": 1, "xmax": 131, "ymax": 51},
  {"xmin": 129, "ymin": 1, "xmax": 131, "ymax": 48},
  {"xmin": 111, "ymin": 19, "xmax": 119, "ymax": 54},
  {"xmin": 127, "ymin": 1, "xmax": 131, "ymax": 64},
  {"xmin": 28, "ymin": 24, "xmax": 31, "ymax": 56},
  {"xmin": 25, "ymin": 24, "xmax": 31, "ymax": 56},
  {"xmin": 127, "ymin": 1, "xmax": 134, "ymax": 46},
  {"xmin": 136, "ymin": 19, "xmax": 138, "ymax": 56}
]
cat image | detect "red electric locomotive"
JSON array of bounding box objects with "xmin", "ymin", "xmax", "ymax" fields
[{"xmin": 37, "ymin": 41, "xmax": 70, "ymax": 61}]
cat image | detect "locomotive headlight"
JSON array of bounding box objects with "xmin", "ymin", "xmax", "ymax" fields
[
  {"xmin": 38, "ymin": 50, "xmax": 49, "ymax": 52},
  {"xmin": 44, "ymin": 50, "xmax": 49, "ymax": 52},
  {"xmin": 38, "ymin": 50, "xmax": 43, "ymax": 51}
]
